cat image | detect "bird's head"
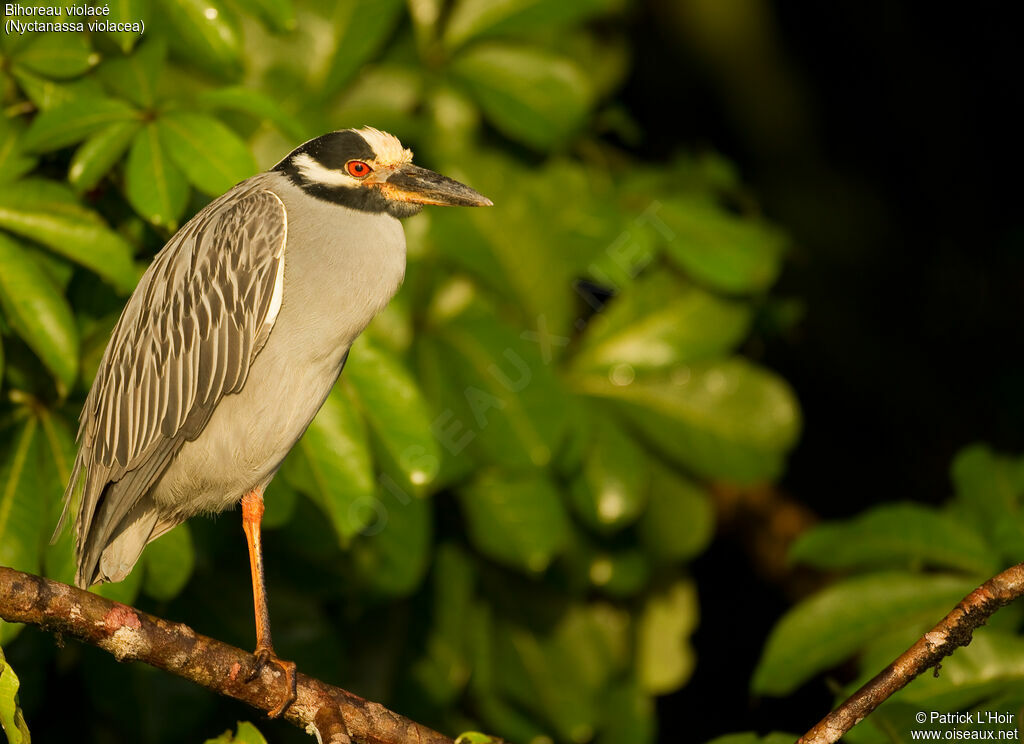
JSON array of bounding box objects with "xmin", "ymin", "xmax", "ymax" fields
[{"xmin": 274, "ymin": 127, "xmax": 492, "ymax": 218}]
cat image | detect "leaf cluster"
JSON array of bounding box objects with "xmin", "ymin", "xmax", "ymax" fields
[
  {"xmin": 751, "ymin": 444, "xmax": 1024, "ymax": 744},
  {"xmin": 0, "ymin": 1, "xmax": 799, "ymax": 742}
]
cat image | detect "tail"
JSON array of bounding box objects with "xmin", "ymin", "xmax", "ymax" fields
[
  {"xmin": 64, "ymin": 445, "xmax": 177, "ymax": 588},
  {"xmin": 76, "ymin": 493, "xmax": 161, "ymax": 587}
]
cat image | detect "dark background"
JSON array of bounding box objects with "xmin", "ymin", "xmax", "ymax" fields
[{"xmin": 624, "ymin": 1, "xmax": 1024, "ymax": 738}]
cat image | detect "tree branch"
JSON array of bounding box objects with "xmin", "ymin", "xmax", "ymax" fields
[
  {"xmin": 797, "ymin": 562, "xmax": 1024, "ymax": 744},
  {"xmin": 0, "ymin": 566, "xmax": 452, "ymax": 744}
]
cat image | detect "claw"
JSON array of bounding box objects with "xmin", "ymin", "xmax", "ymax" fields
[
  {"xmin": 246, "ymin": 646, "xmax": 297, "ymax": 718},
  {"xmin": 245, "ymin": 647, "xmax": 270, "ymax": 682}
]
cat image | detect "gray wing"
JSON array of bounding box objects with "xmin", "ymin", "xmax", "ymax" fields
[{"xmin": 59, "ymin": 186, "xmax": 287, "ymax": 587}]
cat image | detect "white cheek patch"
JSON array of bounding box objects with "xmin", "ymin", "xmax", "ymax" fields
[{"xmin": 293, "ymin": 153, "xmax": 362, "ymax": 188}]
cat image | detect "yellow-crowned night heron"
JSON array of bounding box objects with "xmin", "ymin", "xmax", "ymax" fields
[{"xmin": 55, "ymin": 127, "xmax": 491, "ymax": 716}]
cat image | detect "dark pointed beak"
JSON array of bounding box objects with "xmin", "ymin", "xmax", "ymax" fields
[{"xmin": 379, "ymin": 163, "xmax": 493, "ymax": 207}]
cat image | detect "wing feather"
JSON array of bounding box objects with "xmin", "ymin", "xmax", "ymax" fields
[{"xmin": 61, "ymin": 184, "xmax": 288, "ymax": 587}]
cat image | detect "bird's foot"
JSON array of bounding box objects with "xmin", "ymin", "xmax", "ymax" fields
[{"xmin": 247, "ymin": 645, "xmax": 297, "ymax": 718}]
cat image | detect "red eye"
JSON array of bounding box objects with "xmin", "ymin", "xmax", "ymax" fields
[{"xmin": 346, "ymin": 160, "xmax": 372, "ymax": 178}]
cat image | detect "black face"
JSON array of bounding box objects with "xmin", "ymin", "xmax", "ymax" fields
[{"xmin": 273, "ymin": 131, "xmax": 423, "ymax": 218}]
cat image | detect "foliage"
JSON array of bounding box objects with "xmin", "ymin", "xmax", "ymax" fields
[
  {"xmin": 0, "ymin": 0, "xmax": 798, "ymax": 741},
  {"xmin": 204, "ymin": 721, "xmax": 267, "ymax": 744},
  {"xmin": 705, "ymin": 734, "xmax": 795, "ymax": 744},
  {"xmin": 752, "ymin": 444, "xmax": 1024, "ymax": 743},
  {"xmin": 0, "ymin": 646, "xmax": 29, "ymax": 744}
]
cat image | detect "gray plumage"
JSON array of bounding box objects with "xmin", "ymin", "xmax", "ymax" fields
[
  {"xmin": 58, "ymin": 127, "xmax": 489, "ymax": 600},
  {"xmin": 62, "ymin": 169, "xmax": 404, "ymax": 587}
]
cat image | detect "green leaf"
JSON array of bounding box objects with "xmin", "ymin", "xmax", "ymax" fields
[
  {"xmin": 636, "ymin": 577, "xmax": 698, "ymax": 694},
  {"xmin": 951, "ymin": 445, "xmax": 1024, "ymax": 563},
  {"xmin": 323, "ymin": 0, "xmax": 405, "ymax": 95},
  {"xmin": 599, "ymin": 680, "xmax": 655, "ymax": 744},
  {"xmin": 658, "ymin": 198, "xmax": 787, "ymax": 294},
  {"xmin": 21, "ymin": 96, "xmax": 139, "ymax": 153},
  {"xmin": 406, "ymin": 0, "xmax": 440, "ymax": 55},
  {"xmin": 0, "ymin": 179, "xmax": 138, "ymax": 293},
  {"xmin": 407, "ymin": 545, "xmax": 475, "ymax": 705},
  {"xmin": 452, "ymin": 42, "xmax": 592, "ymax": 150},
  {"xmin": 585, "ymin": 549, "xmax": 650, "ymax": 597},
  {"xmin": 16, "ymin": 32, "xmax": 98, "ymax": 79},
  {"xmin": 636, "ymin": 464, "xmax": 714, "ymax": 564},
  {"xmin": 106, "ymin": 0, "xmax": 150, "ymax": 53},
  {"xmin": 0, "ymin": 234, "xmax": 79, "ymax": 390},
  {"xmin": 572, "ymin": 272, "xmax": 752, "ymax": 375},
  {"xmin": 325, "ymin": 64, "xmax": 422, "ymax": 138},
  {"xmin": 705, "ymin": 734, "xmax": 797, "ymax": 744},
  {"xmin": 455, "ymin": 734, "xmax": 503, "ymax": 744},
  {"xmin": 458, "ymin": 471, "xmax": 570, "ymax": 573},
  {"xmin": 96, "ymin": 36, "xmax": 165, "ymax": 107},
  {"xmin": 41, "ymin": 411, "xmax": 79, "ymax": 586},
  {"xmin": 27, "ymin": 245, "xmax": 73, "ymax": 291},
  {"xmin": 491, "ymin": 607, "xmax": 619, "ymax": 742},
  {"xmin": 160, "ymin": 0, "xmax": 242, "ymax": 77},
  {"xmin": 472, "ymin": 694, "xmax": 550, "ymax": 744},
  {"xmin": 426, "ymin": 83, "xmax": 481, "ymax": 143},
  {"xmin": 0, "ymin": 414, "xmax": 45, "ymax": 578},
  {"xmin": 247, "ymin": 0, "xmax": 296, "ymax": 32},
  {"xmin": 345, "ymin": 339, "xmax": 440, "ymax": 493},
  {"xmin": 195, "ymin": 86, "xmax": 306, "ymax": 142},
  {"xmin": 142, "ymin": 524, "xmax": 195, "ymax": 601},
  {"xmin": 0, "ymin": 16, "xmax": 35, "ymax": 55},
  {"xmin": 0, "ymin": 646, "xmax": 31, "ymax": 744},
  {"xmin": 0, "ymin": 118, "xmax": 37, "ymax": 186},
  {"xmin": 126, "ymin": 123, "xmax": 189, "ymax": 229},
  {"xmin": 0, "ymin": 410, "xmax": 51, "ymax": 638},
  {"xmin": 36, "ymin": 409, "xmax": 75, "ymax": 512},
  {"xmin": 790, "ymin": 502, "xmax": 1000, "ymax": 576},
  {"xmin": 752, "ymin": 572, "xmax": 978, "ymax": 696},
  {"xmin": 11, "ymin": 67, "xmax": 105, "ymax": 112},
  {"xmin": 157, "ymin": 112, "xmax": 255, "ymax": 195},
  {"xmin": 350, "ymin": 482, "xmax": 432, "ymax": 596},
  {"xmin": 445, "ymin": 0, "xmax": 618, "ymax": 50},
  {"xmin": 414, "ymin": 334, "xmax": 476, "ymax": 487},
  {"xmin": 69, "ymin": 119, "xmax": 141, "ymax": 193},
  {"xmin": 425, "ymin": 158, "xmax": 580, "ymax": 338},
  {"xmin": 282, "ymin": 382, "xmax": 375, "ymax": 544},
  {"xmin": 568, "ymin": 418, "xmax": 648, "ymax": 534},
  {"xmin": 560, "ymin": 29, "xmax": 629, "ymax": 100},
  {"xmin": 262, "ymin": 475, "xmax": 298, "ymax": 529},
  {"xmin": 233, "ymin": 722, "xmax": 268, "ymax": 744},
  {"xmin": 433, "ymin": 304, "xmax": 568, "ymax": 470},
  {"xmin": 579, "ymin": 358, "xmax": 800, "ymax": 484},
  {"xmin": 203, "ymin": 720, "xmax": 268, "ymax": 743}
]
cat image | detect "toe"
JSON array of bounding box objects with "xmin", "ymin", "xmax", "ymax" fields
[
  {"xmin": 245, "ymin": 647, "xmax": 297, "ymax": 718},
  {"xmin": 267, "ymin": 659, "xmax": 297, "ymax": 718}
]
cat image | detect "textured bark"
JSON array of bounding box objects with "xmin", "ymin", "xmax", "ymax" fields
[
  {"xmin": 0, "ymin": 566, "xmax": 452, "ymax": 744},
  {"xmin": 797, "ymin": 562, "xmax": 1024, "ymax": 744}
]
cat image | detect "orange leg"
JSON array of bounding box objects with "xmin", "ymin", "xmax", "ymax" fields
[{"xmin": 241, "ymin": 489, "xmax": 296, "ymax": 718}]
